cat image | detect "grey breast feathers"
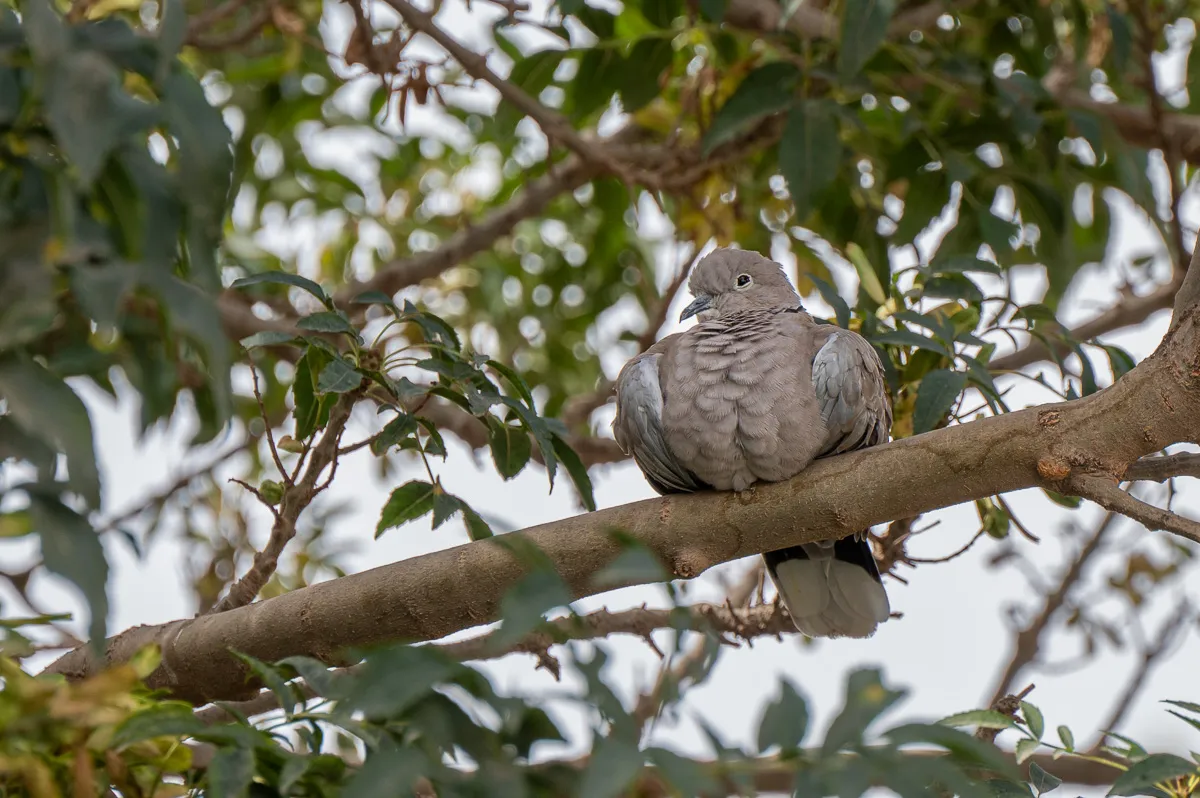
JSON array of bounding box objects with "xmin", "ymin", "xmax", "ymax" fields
[{"xmin": 810, "ymin": 328, "xmax": 892, "ymax": 456}]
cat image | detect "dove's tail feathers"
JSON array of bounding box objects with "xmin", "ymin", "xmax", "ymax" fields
[{"xmin": 763, "ymin": 535, "xmax": 890, "ymax": 639}]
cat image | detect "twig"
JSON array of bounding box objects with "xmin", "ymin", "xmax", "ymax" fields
[
  {"xmin": 632, "ymin": 562, "xmax": 766, "ymax": 732},
  {"xmin": 1091, "ymin": 598, "xmax": 1193, "ymax": 746},
  {"xmin": 378, "ymin": 0, "xmax": 635, "ymax": 183},
  {"xmin": 1067, "ymin": 473, "xmax": 1200, "ymax": 545},
  {"xmin": 1123, "ymin": 452, "xmax": 1200, "ymax": 483},
  {"xmin": 984, "ymin": 511, "xmax": 1119, "ymax": 707},
  {"xmin": 909, "ymin": 527, "xmax": 986, "ymax": 565},
  {"xmin": 95, "ymin": 444, "xmax": 248, "ymax": 535},
  {"xmin": 988, "ymin": 280, "xmax": 1179, "ymax": 372},
  {"xmin": 1129, "ymin": 0, "xmax": 1188, "ymax": 274},
  {"xmin": 209, "ymin": 392, "xmax": 360, "ymax": 614}
]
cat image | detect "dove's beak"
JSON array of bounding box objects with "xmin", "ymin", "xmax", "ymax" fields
[{"xmin": 679, "ymin": 294, "xmax": 712, "ymax": 322}]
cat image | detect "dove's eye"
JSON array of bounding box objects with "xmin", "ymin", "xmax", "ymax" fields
[{"xmin": 735, "ymin": 274, "xmax": 753, "ymax": 289}]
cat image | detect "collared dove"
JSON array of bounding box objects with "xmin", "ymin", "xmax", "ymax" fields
[{"xmin": 612, "ymin": 248, "xmax": 893, "ymax": 638}]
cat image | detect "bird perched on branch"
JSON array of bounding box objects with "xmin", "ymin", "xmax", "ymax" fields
[{"xmin": 612, "ymin": 248, "xmax": 893, "ymax": 638}]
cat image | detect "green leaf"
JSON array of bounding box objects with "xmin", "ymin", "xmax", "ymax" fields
[
  {"xmin": 938, "ymin": 709, "xmax": 1020, "ymax": 731},
  {"xmin": 1028, "ymin": 761, "xmax": 1062, "ymax": 796},
  {"xmin": 847, "ymin": 241, "xmax": 887, "ymax": 305},
  {"xmin": 1108, "ymin": 754, "xmax": 1196, "ymax": 796},
  {"xmin": 1021, "ymin": 701, "xmax": 1045, "ymax": 740},
  {"xmin": 987, "ymin": 781, "xmax": 1035, "ymax": 798},
  {"xmin": 872, "ymin": 329, "xmax": 952, "ymax": 357},
  {"xmin": 1014, "ymin": 737, "xmax": 1040, "ymax": 765},
  {"xmin": 931, "ymin": 254, "xmax": 1002, "ymax": 276},
  {"xmin": 376, "ymin": 481, "xmax": 438, "ymax": 537},
  {"xmin": 1103, "ymin": 345, "xmax": 1137, "ymax": 379},
  {"xmin": 343, "ymin": 645, "xmax": 456, "ymax": 720},
  {"xmin": 30, "ymin": 494, "xmax": 109, "ymax": 648},
  {"xmin": 620, "ymin": 38, "xmax": 673, "ymax": 112},
  {"xmin": 293, "ymin": 349, "xmax": 320, "ymax": 439},
  {"xmin": 593, "ymin": 544, "xmax": 668, "ymax": 588},
  {"xmin": 807, "ymin": 272, "xmax": 851, "ymax": 329},
  {"xmin": 886, "ymin": 723, "xmax": 1022, "ymax": 782},
  {"xmin": 344, "ymin": 742, "xmax": 427, "ymax": 798},
  {"xmin": 1057, "ymin": 725, "xmax": 1075, "ymax": 751},
  {"xmin": 240, "ymin": 331, "xmax": 298, "ymax": 349},
  {"xmin": 0, "ymin": 356, "xmax": 102, "ymax": 506},
  {"xmin": 647, "ymin": 748, "xmax": 723, "ymax": 796},
  {"xmin": 316, "ymin": 358, "xmax": 362, "ymax": 393},
  {"xmin": 297, "ymin": 311, "xmax": 355, "ymax": 334},
  {"xmin": 1107, "ymin": 3, "xmax": 1132, "ymax": 79},
  {"xmin": 779, "ymin": 100, "xmax": 840, "ymax": 221},
  {"xmin": 371, "ymin": 413, "xmax": 418, "ymax": 455},
  {"xmin": 205, "ymin": 747, "xmax": 254, "ymax": 798},
  {"xmin": 838, "ymin": 0, "xmax": 897, "ymax": 80},
  {"xmin": 462, "ymin": 507, "xmax": 494, "ymax": 540},
  {"xmin": 231, "ymin": 271, "xmax": 330, "ymax": 305},
  {"xmin": 822, "ymin": 668, "xmax": 906, "ymax": 755},
  {"xmin": 756, "ymin": 679, "xmax": 809, "ymax": 752},
  {"xmin": 702, "ymin": 62, "xmax": 800, "ymax": 155},
  {"xmin": 914, "ymin": 369, "xmax": 967, "ymax": 433},
  {"xmin": 488, "ymin": 419, "xmax": 533, "ymax": 479},
  {"xmin": 233, "ymin": 652, "xmax": 298, "ymax": 717},
  {"xmin": 351, "ymin": 289, "xmax": 396, "ymax": 307},
  {"xmin": 431, "ymin": 492, "xmax": 461, "ymax": 530},
  {"xmin": 580, "ymin": 736, "xmax": 643, "ymax": 798},
  {"xmin": 552, "ymin": 433, "xmax": 596, "ymax": 511},
  {"xmin": 111, "ymin": 705, "xmax": 203, "ymax": 747},
  {"xmin": 492, "ymin": 568, "xmax": 571, "ymax": 648},
  {"xmin": 277, "ymin": 655, "xmax": 339, "ymax": 698}
]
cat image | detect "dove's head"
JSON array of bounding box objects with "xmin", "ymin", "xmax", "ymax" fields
[{"xmin": 679, "ymin": 248, "xmax": 801, "ymax": 322}]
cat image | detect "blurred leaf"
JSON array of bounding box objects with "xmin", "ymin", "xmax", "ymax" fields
[
  {"xmin": 1108, "ymin": 754, "xmax": 1196, "ymax": 796},
  {"xmin": 756, "ymin": 679, "xmax": 809, "ymax": 753},
  {"xmin": 580, "ymin": 736, "xmax": 643, "ymax": 798},
  {"xmin": 376, "ymin": 480, "xmax": 438, "ymax": 537},
  {"xmin": 822, "ymin": 668, "xmax": 905, "ymax": 755},
  {"xmin": 887, "ymin": 723, "xmax": 1021, "ymax": 781},
  {"xmin": 0, "ymin": 356, "xmax": 101, "ymax": 506},
  {"xmin": 1103, "ymin": 345, "xmax": 1137, "ymax": 379},
  {"xmin": 648, "ymin": 748, "xmax": 723, "ymax": 796},
  {"xmin": 807, "ymin": 272, "xmax": 851, "ymax": 329},
  {"xmin": 872, "ymin": 329, "xmax": 952, "ymax": 358},
  {"xmin": 838, "ymin": 0, "xmax": 896, "ymax": 80},
  {"xmin": 112, "ymin": 705, "xmax": 203, "ymax": 747},
  {"xmin": 231, "ymin": 271, "xmax": 330, "ymax": 306},
  {"xmin": 492, "ymin": 568, "xmax": 570, "ymax": 648},
  {"xmin": 234, "ymin": 652, "xmax": 299, "ymax": 717},
  {"xmin": 1057, "ymin": 725, "xmax": 1075, "ymax": 751},
  {"xmin": 204, "ymin": 745, "xmax": 254, "ymax": 798},
  {"xmin": 344, "ymin": 743, "xmax": 426, "ymax": 798},
  {"xmin": 29, "ymin": 492, "xmax": 108, "ymax": 647},
  {"xmin": 779, "ymin": 100, "xmax": 840, "ymax": 221},
  {"xmin": 620, "ymin": 38, "xmax": 673, "ymax": 112},
  {"xmin": 702, "ymin": 62, "xmax": 799, "ymax": 155},
  {"xmin": 1106, "ymin": 3, "xmax": 1132, "ymax": 78},
  {"xmin": 240, "ymin": 331, "xmax": 298, "ymax": 348},
  {"xmin": 593, "ymin": 543, "xmax": 668, "ymax": 588}
]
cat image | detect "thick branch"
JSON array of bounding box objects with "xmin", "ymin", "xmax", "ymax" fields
[{"xmin": 43, "ymin": 303, "xmax": 1200, "ymax": 703}]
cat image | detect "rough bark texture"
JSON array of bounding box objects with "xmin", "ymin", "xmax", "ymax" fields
[{"xmin": 44, "ymin": 272, "xmax": 1200, "ymax": 701}]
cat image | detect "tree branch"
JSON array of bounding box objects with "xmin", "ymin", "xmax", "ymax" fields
[
  {"xmin": 44, "ymin": 293, "xmax": 1200, "ymax": 704},
  {"xmin": 1066, "ymin": 474, "xmax": 1200, "ymax": 545},
  {"xmin": 987, "ymin": 279, "xmax": 1179, "ymax": 373},
  {"xmin": 984, "ymin": 511, "xmax": 1119, "ymax": 707},
  {"xmin": 209, "ymin": 391, "xmax": 358, "ymax": 614},
  {"xmin": 194, "ymin": 591, "xmax": 790, "ymax": 724},
  {"xmin": 1123, "ymin": 452, "xmax": 1200, "ymax": 482},
  {"xmin": 1091, "ymin": 597, "xmax": 1193, "ymax": 745}
]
